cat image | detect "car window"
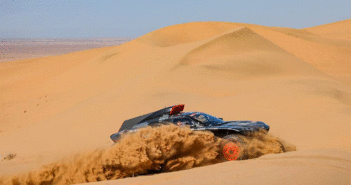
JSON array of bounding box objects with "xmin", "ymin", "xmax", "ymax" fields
[
  {"xmin": 194, "ymin": 114, "xmax": 208, "ymax": 123},
  {"xmin": 191, "ymin": 113, "xmax": 224, "ymax": 125},
  {"xmin": 173, "ymin": 118, "xmax": 193, "ymax": 126}
]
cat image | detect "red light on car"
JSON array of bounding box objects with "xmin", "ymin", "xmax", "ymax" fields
[{"xmin": 170, "ymin": 104, "xmax": 184, "ymax": 115}]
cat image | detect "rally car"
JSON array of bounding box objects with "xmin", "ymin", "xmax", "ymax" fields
[{"xmin": 110, "ymin": 104, "xmax": 270, "ymax": 161}]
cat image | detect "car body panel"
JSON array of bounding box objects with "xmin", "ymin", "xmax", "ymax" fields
[{"xmin": 110, "ymin": 105, "xmax": 269, "ymax": 142}]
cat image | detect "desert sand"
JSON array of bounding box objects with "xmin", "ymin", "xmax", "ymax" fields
[{"xmin": 0, "ymin": 20, "xmax": 350, "ymax": 184}]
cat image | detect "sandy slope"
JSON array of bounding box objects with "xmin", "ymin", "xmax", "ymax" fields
[{"xmin": 1, "ymin": 20, "xmax": 351, "ymax": 184}]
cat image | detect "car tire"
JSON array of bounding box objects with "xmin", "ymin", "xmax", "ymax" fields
[{"xmin": 219, "ymin": 134, "xmax": 244, "ymax": 161}]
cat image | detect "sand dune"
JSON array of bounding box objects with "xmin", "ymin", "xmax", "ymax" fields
[
  {"xmin": 176, "ymin": 27, "xmax": 326, "ymax": 78},
  {"xmin": 304, "ymin": 19, "xmax": 351, "ymax": 40},
  {"xmin": 0, "ymin": 20, "xmax": 351, "ymax": 184}
]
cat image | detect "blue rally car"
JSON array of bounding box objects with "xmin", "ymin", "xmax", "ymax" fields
[{"xmin": 110, "ymin": 104, "xmax": 270, "ymax": 161}]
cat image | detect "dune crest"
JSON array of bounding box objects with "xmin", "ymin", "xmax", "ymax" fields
[
  {"xmin": 304, "ymin": 19, "xmax": 351, "ymax": 40},
  {"xmin": 175, "ymin": 27, "xmax": 326, "ymax": 79},
  {"xmin": 137, "ymin": 22, "xmax": 241, "ymax": 47}
]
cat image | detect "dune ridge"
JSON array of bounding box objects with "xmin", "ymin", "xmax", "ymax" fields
[
  {"xmin": 304, "ymin": 19, "xmax": 351, "ymax": 40},
  {"xmin": 175, "ymin": 27, "xmax": 327, "ymax": 79}
]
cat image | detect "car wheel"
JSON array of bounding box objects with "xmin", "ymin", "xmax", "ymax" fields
[{"xmin": 220, "ymin": 134, "xmax": 244, "ymax": 161}]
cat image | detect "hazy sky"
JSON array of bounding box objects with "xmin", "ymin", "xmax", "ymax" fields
[{"xmin": 1, "ymin": 0, "xmax": 350, "ymax": 38}]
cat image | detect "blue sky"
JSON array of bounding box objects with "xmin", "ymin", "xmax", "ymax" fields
[{"xmin": 0, "ymin": 0, "xmax": 350, "ymax": 38}]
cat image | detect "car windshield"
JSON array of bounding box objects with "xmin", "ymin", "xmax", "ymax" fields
[{"xmin": 191, "ymin": 112, "xmax": 224, "ymax": 125}]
